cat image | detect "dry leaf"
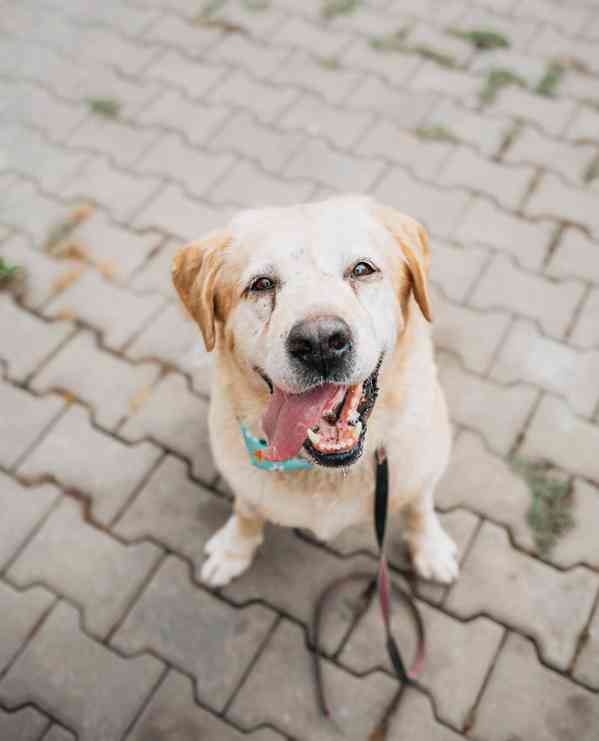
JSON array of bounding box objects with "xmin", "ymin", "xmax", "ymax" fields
[
  {"xmin": 53, "ymin": 241, "xmax": 92, "ymax": 263},
  {"xmin": 51, "ymin": 267, "xmax": 84, "ymax": 296},
  {"xmin": 70, "ymin": 203, "xmax": 95, "ymax": 223},
  {"xmin": 60, "ymin": 390, "xmax": 77, "ymax": 404},
  {"xmin": 128, "ymin": 384, "xmax": 153, "ymax": 414}
]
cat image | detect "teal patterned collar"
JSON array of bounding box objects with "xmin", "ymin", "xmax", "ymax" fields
[{"xmin": 240, "ymin": 423, "xmax": 313, "ymax": 472}]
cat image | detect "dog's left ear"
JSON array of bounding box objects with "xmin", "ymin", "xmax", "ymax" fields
[
  {"xmin": 171, "ymin": 230, "xmax": 231, "ymax": 352},
  {"xmin": 376, "ymin": 205, "xmax": 432, "ymax": 322}
]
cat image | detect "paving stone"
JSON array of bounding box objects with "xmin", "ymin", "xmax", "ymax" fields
[
  {"xmin": 129, "ymin": 239, "xmax": 179, "ymax": 298},
  {"xmin": 504, "ymin": 127, "xmax": 596, "ymax": 186},
  {"xmin": 0, "ymin": 473, "xmax": 59, "ymax": 571},
  {"xmin": 429, "ymin": 238, "xmax": 488, "ymax": 302},
  {"xmin": 228, "ymin": 619, "xmax": 398, "ymax": 741},
  {"xmin": 67, "ymin": 118, "xmax": 161, "ymax": 168},
  {"xmin": 471, "ymin": 48, "xmax": 546, "ymax": 88},
  {"xmin": 134, "ymin": 183, "xmax": 231, "ymax": 241},
  {"xmin": 574, "ymin": 596, "xmax": 599, "ymax": 690},
  {"xmin": 69, "ymin": 27, "xmax": 161, "ymax": 76},
  {"xmin": 19, "ymin": 405, "xmax": 161, "ymax": 525},
  {"xmin": 9, "ymin": 497, "xmax": 162, "ymax": 638},
  {"xmin": 126, "ymin": 302, "xmax": 213, "ymax": 396},
  {"xmin": 470, "ymin": 254, "xmax": 585, "ymax": 338},
  {"xmin": 42, "ymin": 726, "xmax": 76, "ymax": 741},
  {"xmin": 515, "ymin": 0, "xmax": 592, "ymax": 34},
  {"xmin": 490, "ymin": 318, "xmax": 599, "ymax": 416},
  {"xmin": 114, "ymin": 455, "xmax": 227, "ymax": 575},
  {"xmin": 210, "ymin": 160, "xmax": 314, "ymax": 207},
  {"xmin": 521, "ymin": 394, "xmax": 599, "ymax": 482},
  {"xmin": 285, "ymin": 139, "xmax": 385, "ymax": 192},
  {"xmin": 340, "ymin": 597, "xmax": 503, "ymax": 730},
  {"xmin": 387, "ymin": 689, "xmax": 464, "ymax": 740},
  {"xmin": 0, "ymin": 602, "xmax": 164, "ymax": 741},
  {"xmin": 0, "ymin": 705, "xmax": 49, "ymax": 741},
  {"xmin": 566, "ymin": 105, "xmax": 599, "ymax": 144},
  {"xmin": 374, "ymin": 169, "xmax": 471, "ymax": 238},
  {"xmin": 0, "ymin": 581, "xmax": 55, "ymax": 672},
  {"xmin": 61, "ymin": 156, "xmax": 163, "ymax": 223},
  {"xmin": 208, "ymin": 68, "xmax": 300, "ymax": 124},
  {"xmin": 546, "ymin": 228, "xmax": 599, "ymax": 285},
  {"xmin": 492, "ymin": 87, "xmax": 578, "ymax": 138},
  {"xmin": 356, "ymin": 119, "xmax": 454, "ymax": 180},
  {"xmin": 141, "ymin": 14, "xmax": 217, "ymax": 57},
  {"xmin": 339, "ymin": 38, "xmax": 423, "ymax": 86},
  {"xmin": 431, "ymin": 285, "xmax": 510, "ymax": 374},
  {"xmin": 571, "ymin": 287, "xmax": 599, "ymax": 349},
  {"xmin": 134, "ymin": 132, "xmax": 234, "ymax": 198},
  {"xmin": 0, "ymin": 381, "xmax": 63, "ymax": 470},
  {"xmin": 126, "ymin": 669, "xmax": 284, "ymax": 741},
  {"xmin": 274, "ymin": 49, "xmax": 364, "ymax": 105},
  {"xmin": 455, "ymin": 6, "xmax": 539, "ymax": 50},
  {"xmin": 454, "ymin": 196, "xmax": 553, "ymax": 270},
  {"xmin": 438, "ymin": 146, "xmax": 534, "ymax": 211},
  {"xmin": 208, "ymin": 112, "xmax": 304, "ymax": 173},
  {"xmin": 0, "ymin": 295, "xmax": 72, "ymax": 381},
  {"xmin": 446, "ymin": 521, "xmax": 599, "ymax": 670},
  {"xmin": 473, "ymin": 632, "xmax": 599, "ymax": 741},
  {"xmin": 273, "ymin": 16, "xmax": 352, "ymax": 57},
  {"xmin": 531, "ymin": 26, "xmax": 599, "ymax": 75},
  {"xmin": 347, "ymin": 76, "xmax": 436, "ymax": 127},
  {"xmin": 215, "ymin": 33, "xmax": 290, "ymax": 78},
  {"xmin": 527, "ymin": 173, "xmax": 599, "ymax": 239},
  {"xmin": 0, "ymin": 182, "xmax": 73, "ymax": 248},
  {"xmin": 407, "ymin": 23, "xmax": 473, "ymax": 67},
  {"xmin": 409, "ymin": 62, "xmax": 479, "ymax": 99},
  {"xmin": 44, "ymin": 270, "xmax": 165, "ymax": 351},
  {"xmin": 65, "ymin": 1, "xmax": 160, "ymax": 36},
  {"xmin": 112, "ymin": 555, "xmax": 276, "ymax": 711},
  {"xmin": 121, "ymin": 373, "xmax": 216, "ymax": 483},
  {"xmin": 143, "ymin": 49, "xmax": 226, "ymax": 99}
]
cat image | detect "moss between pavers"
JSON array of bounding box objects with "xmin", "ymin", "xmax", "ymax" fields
[{"xmin": 448, "ymin": 27, "xmax": 510, "ymax": 51}]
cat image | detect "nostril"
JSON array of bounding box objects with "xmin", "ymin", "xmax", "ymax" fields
[
  {"xmin": 328, "ymin": 331, "xmax": 350, "ymax": 353},
  {"xmin": 290, "ymin": 337, "xmax": 313, "ymax": 358}
]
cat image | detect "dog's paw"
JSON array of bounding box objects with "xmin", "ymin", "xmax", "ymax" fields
[
  {"xmin": 410, "ymin": 525, "xmax": 459, "ymax": 584},
  {"xmin": 201, "ymin": 518, "xmax": 261, "ymax": 587}
]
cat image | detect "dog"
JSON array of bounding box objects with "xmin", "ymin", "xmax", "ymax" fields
[{"xmin": 172, "ymin": 195, "xmax": 458, "ymax": 587}]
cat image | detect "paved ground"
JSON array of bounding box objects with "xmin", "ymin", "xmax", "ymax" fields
[{"xmin": 1, "ymin": 0, "xmax": 599, "ymax": 738}]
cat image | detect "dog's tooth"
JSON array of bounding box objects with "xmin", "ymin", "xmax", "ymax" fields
[{"xmin": 307, "ymin": 428, "xmax": 322, "ymax": 446}]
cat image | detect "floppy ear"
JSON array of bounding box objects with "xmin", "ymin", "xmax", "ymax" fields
[
  {"xmin": 171, "ymin": 230, "xmax": 231, "ymax": 352},
  {"xmin": 376, "ymin": 205, "xmax": 432, "ymax": 322}
]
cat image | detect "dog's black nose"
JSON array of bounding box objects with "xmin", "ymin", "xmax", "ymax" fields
[{"xmin": 287, "ymin": 316, "xmax": 353, "ymax": 377}]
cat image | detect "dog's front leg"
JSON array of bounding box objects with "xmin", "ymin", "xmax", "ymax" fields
[{"xmin": 201, "ymin": 498, "xmax": 264, "ymax": 587}]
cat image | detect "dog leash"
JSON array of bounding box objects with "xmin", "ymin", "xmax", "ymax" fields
[{"xmin": 311, "ymin": 446, "xmax": 426, "ymax": 734}]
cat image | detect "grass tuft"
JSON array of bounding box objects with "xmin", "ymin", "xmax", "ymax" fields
[
  {"xmin": 322, "ymin": 0, "xmax": 361, "ymax": 18},
  {"xmin": 479, "ymin": 67, "xmax": 527, "ymax": 104},
  {"xmin": 511, "ymin": 457, "xmax": 575, "ymax": 556},
  {"xmin": 86, "ymin": 97, "xmax": 121, "ymax": 119},
  {"xmin": 369, "ymin": 28, "xmax": 409, "ymax": 52},
  {"xmin": 583, "ymin": 156, "xmax": 599, "ymax": 184},
  {"xmin": 316, "ymin": 55, "xmax": 342, "ymax": 70},
  {"xmin": 414, "ymin": 125, "xmax": 457, "ymax": 143},
  {"xmin": 200, "ymin": 0, "xmax": 227, "ymax": 15},
  {"xmin": 0, "ymin": 256, "xmax": 20, "ymax": 284},
  {"xmin": 448, "ymin": 27, "xmax": 510, "ymax": 50},
  {"xmin": 535, "ymin": 60, "xmax": 566, "ymax": 97},
  {"xmin": 242, "ymin": 0, "xmax": 270, "ymax": 10},
  {"xmin": 411, "ymin": 44, "xmax": 456, "ymax": 68}
]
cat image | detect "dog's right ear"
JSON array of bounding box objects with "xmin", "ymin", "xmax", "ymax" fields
[{"xmin": 171, "ymin": 230, "xmax": 231, "ymax": 352}]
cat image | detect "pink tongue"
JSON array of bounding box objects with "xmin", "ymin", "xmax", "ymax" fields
[{"xmin": 262, "ymin": 384, "xmax": 341, "ymax": 461}]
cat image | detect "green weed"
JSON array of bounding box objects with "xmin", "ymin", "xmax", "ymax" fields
[
  {"xmin": 479, "ymin": 67, "xmax": 527, "ymax": 104},
  {"xmin": 86, "ymin": 97, "xmax": 121, "ymax": 119},
  {"xmin": 448, "ymin": 27, "xmax": 510, "ymax": 50}
]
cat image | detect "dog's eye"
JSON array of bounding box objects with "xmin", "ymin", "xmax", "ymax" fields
[
  {"xmin": 249, "ymin": 276, "xmax": 275, "ymax": 292},
  {"xmin": 351, "ymin": 261, "xmax": 376, "ymax": 279}
]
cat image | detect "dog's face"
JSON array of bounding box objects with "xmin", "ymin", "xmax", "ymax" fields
[{"xmin": 173, "ymin": 196, "xmax": 431, "ymax": 468}]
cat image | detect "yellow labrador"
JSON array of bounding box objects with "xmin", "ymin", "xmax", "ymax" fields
[{"xmin": 172, "ymin": 196, "xmax": 457, "ymax": 587}]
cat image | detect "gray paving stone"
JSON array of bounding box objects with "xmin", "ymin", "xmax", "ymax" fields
[
  {"xmin": 493, "ymin": 87, "xmax": 578, "ymax": 138},
  {"xmin": 143, "ymin": 49, "xmax": 227, "ymax": 99},
  {"xmin": 126, "ymin": 302, "xmax": 214, "ymax": 396},
  {"xmin": 347, "ymin": 76, "xmax": 436, "ymax": 127},
  {"xmin": 44, "ymin": 270, "xmax": 165, "ymax": 351},
  {"xmin": 571, "ymin": 287, "xmax": 599, "ymax": 350},
  {"xmin": 126, "ymin": 669, "xmax": 285, "ymax": 741},
  {"xmin": 42, "ymin": 726, "xmax": 76, "ymax": 741},
  {"xmin": 0, "ymin": 706, "xmax": 49, "ymax": 741},
  {"xmin": 228, "ymin": 619, "xmax": 398, "ymax": 741},
  {"xmin": 215, "ymin": 34, "xmax": 289, "ymax": 78},
  {"xmin": 531, "ymin": 26, "xmax": 599, "ymax": 75},
  {"xmin": 69, "ymin": 27, "xmax": 161, "ymax": 76},
  {"xmin": 454, "ymin": 196, "xmax": 553, "ymax": 270},
  {"xmin": 129, "ymin": 238, "xmax": 179, "ymax": 298},
  {"xmin": 339, "ymin": 37, "xmax": 422, "ymax": 86},
  {"xmin": 471, "ymin": 48, "xmax": 546, "ymax": 88},
  {"xmin": 574, "ymin": 596, "xmax": 599, "ymax": 690},
  {"xmin": 409, "ymin": 62, "xmax": 479, "ymax": 100},
  {"xmin": 211, "ymin": 160, "xmax": 314, "ymax": 207},
  {"xmin": 9, "ymin": 497, "xmax": 162, "ymax": 638},
  {"xmin": 0, "ymin": 602, "xmax": 164, "ymax": 741},
  {"xmin": 0, "ymin": 473, "xmax": 59, "ymax": 571},
  {"xmin": 446, "ymin": 521, "xmax": 599, "ymax": 670},
  {"xmin": 141, "ymin": 14, "xmax": 217, "ymax": 57},
  {"xmin": 526, "ymin": 173, "xmax": 599, "ymax": 240},
  {"xmin": 470, "ymin": 254, "xmax": 585, "ymax": 339},
  {"xmin": 273, "ymin": 16, "xmax": 352, "ymax": 57},
  {"xmin": 112, "ymin": 555, "xmax": 276, "ymax": 712},
  {"xmin": 387, "ymin": 688, "xmax": 464, "ymax": 740},
  {"xmin": 120, "ymin": 372, "xmax": 216, "ymax": 483},
  {"xmin": 490, "ymin": 318, "xmax": 599, "ymax": 417},
  {"xmin": 546, "ymin": 228, "xmax": 599, "ymax": 285},
  {"xmin": 456, "ymin": 6, "xmax": 539, "ymax": 50},
  {"xmin": 19, "ymin": 405, "xmax": 162, "ymax": 525},
  {"xmin": 0, "ymin": 182, "xmax": 72, "ymax": 248},
  {"xmin": 429, "ymin": 238, "xmax": 488, "ymax": 302},
  {"xmin": 208, "ymin": 69, "xmax": 299, "ymax": 124},
  {"xmin": 407, "ymin": 24, "xmax": 473, "ymax": 67},
  {"xmin": 431, "ymin": 285, "xmax": 511, "ymax": 374},
  {"xmin": 514, "ymin": 0, "xmax": 591, "ymax": 34},
  {"xmin": 0, "ymin": 295, "xmax": 73, "ymax": 381},
  {"xmin": 566, "ymin": 105, "xmax": 599, "ymax": 144},
  {"xmin": 473, "ymin": 632, "xmax": 599, "ymax": 741},
  {"xmin": 439, "ymin": 355, "xmax": 538, "ymax": 455},
  {"xmin": 521, "ymin": 394, "xmax": 599, "ymax": 482},
  {"xmin": 67, "ymin": 117, "xmax": 161, "ymax": 168},
  {"xmin": 0, "ymin": 381, "xmax": 63, "ymax": 470},
  {"xmin": 340, "ymin": 598, "xmax": 503, "ymax": 730},
  {"xmin": 0, "ymin": 581, "xmax": 54, "ymax": 672}
]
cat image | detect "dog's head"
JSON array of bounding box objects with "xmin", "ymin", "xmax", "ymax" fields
[{"xmin": 172, "ymin": 196, "xmax": 431, "ymax": 468}]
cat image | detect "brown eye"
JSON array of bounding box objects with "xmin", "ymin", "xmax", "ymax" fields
[
  {"xmin": 351, "ymin": 261, "xmax": 376, "ymax": 279},
  {"xmin": 249, "ymin": 276, "xmax": 275, "ymax": 292}
]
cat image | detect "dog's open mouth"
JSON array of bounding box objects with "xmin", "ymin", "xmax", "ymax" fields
[{"xmin": 260, "ymin": 359, "xmax": 381, "ymax": 468}]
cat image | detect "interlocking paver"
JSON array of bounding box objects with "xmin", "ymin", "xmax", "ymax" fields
[
  {"xmin": 143, "ymin": 49, "xmax": 227, "ymax": 99},
  {"xmin": 429, "ymin": 238, "xmax": 488, "ymax": 302},
  {"xmin": 0, "ymin": 473, "xmax": 59, "ymax": 571},
  {"xmin": 120, "ymin": 372, "xmax": 216, "ymax": 482},
  {"xmin": 531, "ymin": 26, "xmax": 599, "ymax": 76},
  {"xmin": 208, "ymin": 69, "xmax": 300, "ymax": 124},
  {"xmin": 526, "ymin": 173, "xmax": 599, "ymax": 239},
  {"xmin": 273, "ymin": 15, "xmax": 353, "ymax": 57},
  {"xmin": 8, "ymin": 497, "xmax": 162, "ymax": 638},
  {"xmin": 409, "ymin": 62, "xmax": 479, "ymax": 100},
  {"xmin": 492, "ymin": 87, "xmax": 578, "ymax": 138},
  {"xmin": 0, "ymin": 581, "xmax": 54, "ymax": 672},
  {"xmin": 339, "ymin": 38, "xmax": 422, "ymax": 86},
  {"xmin": 141, "ymin": 14, "xmax": 217, "ymax": 57},
  {"xmin": 340, "ymin": 598, "xmax": 503, "ymax": 730},
  {"xmin": 546, "ymin": 228, "xmax": 599, "ymax": 285},
  {"xmin": 126, "ymin": 669, "xmax": 285, "ymax": 741},
  {"xmin": 0, "ymin": 295, "xmax": 73, "ymax": 381},
  {"xmin": 210, "ymin": 159, "xmax": 314, "ymax": 207},
  {"xmin": 0, "ymin": 381, "xmax": 63, "ymax": 470},
  {"xmin": 42, "ymin": 726, "xmax": 75, "ymax": 741},
  {"xmin": 566, "ymin": 105, "xmax": 599, "ymax": 144},
  {"xmin": 446, "ymin": 521, "xmax": 599, "ymax": 670},
  {"xmin": 228, "ymin": 619, "xmax": 398, "ymax": 741},
  {"xmin": 469, "ymin": 254, "xmax": 585, "ymax": 338},
  {"xmin": 19, "ymin": 405, "xmax": 162, "ymax": 525},
  {"xmin": 0, "ymin": 602, "xmax": 164, "ymax": 741},
  {"xmin": 0, "ymin": 182, "xmax": 73, "ymax": 248},
  {"xmin": 0, "ymin": 706, "xmax": 49, "ymax": 741},
  {"xmin": 574, "ymin": 596, "xmax": 599, "ymax": 690},
  {"xmin": 346, "ymin": 76, "xmax": 436, "ymax": 127},
  {"xmin": 112, "ymin": 555, "xmax": 276, "ymax": 711},
  {"xmin": 129, "ymin": 239, "xmax": 179, "ymax": 298},
  {"xmin": 456, "ymin": 6, "xmax": 540, "ymax": 49},
  {"xmin": 216, "ymin": 33, "xmax": 290, "ymax": 78},
  {"xmin": 571, "ymin": 287, "xmax": 599, "ymax": 350},
  {"xmin": 473, "ymin": 633, "xmax": 599, "ymax": 741},
  {"xmin": 66, "ymin": 117, "xmax": 161, "ymax": 168}
]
